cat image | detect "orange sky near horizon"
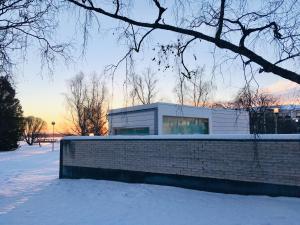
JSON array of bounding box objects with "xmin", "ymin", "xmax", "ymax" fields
[
  {"xmin": 8, "ymin": 0, "xmax": 300, "ymax": 135},
  {"xmin": 19, "ymin": 79, "xmax": 300, "ymax": 134}
]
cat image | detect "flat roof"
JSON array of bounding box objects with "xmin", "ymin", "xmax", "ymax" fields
[
  {"xmin": 108, "ymin": 102, "xmax": 160, "ymax": 115},
  {"xmin": 108, "ymin": 102, "xmax": 244, "ymax": 115}
]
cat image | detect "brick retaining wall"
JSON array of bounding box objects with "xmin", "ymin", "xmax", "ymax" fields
[{"xmin": 60, "ymin": 136, "xmax": 300, "ymax": 197}]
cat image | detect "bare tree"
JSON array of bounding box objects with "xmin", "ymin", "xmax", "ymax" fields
[
  {"xmin": 23, "ymin": 116, "xmax": 47, "ymax": 145},
  {"xmin": 234, "ymin": 86, "xmax": 278, "ymax": 133},
  {"xmin": 174, "ymin": 69, "xmax": 188, "ymax": 105},
  {"xmin": 130, "ymin": 68, "xmax": 158, "ymax": 105},
  {"xmin": 188, "ymin": 66, "xmax": 213, "ymax": 107},
  {"xmin": 86, "ymin": 73, "xmax": 108, "ymax": 135},
  {"xmin": 65, "ymin": 72, "xmax": 89, "ymax": 135},
  {"xmin": 0, "ymin": 0, "xmax": 69, "ymax": 77},
  {"xmin": 210, "ymin": 101, "xmax": 237, "ymax": 109},
  {"xmin": 67, "ymin": 0, "xmax": 300, "ymax": 84},
  {"xmin": 234, "ymin": 87, "xmax": 278, "ymax": 112},
  {"xmin": 174, "ymin": 66, "xmax": 213, "ymax": 106},
  {"xmin": 64, "ymin": 72, "xmax": 108, "ymax": 135}
]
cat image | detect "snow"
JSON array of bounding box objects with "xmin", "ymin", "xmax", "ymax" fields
[{"xmin": 1, "ymin": 143, "xmax": 300, "ymax": 225}]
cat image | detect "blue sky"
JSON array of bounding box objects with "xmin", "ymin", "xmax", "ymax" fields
[{"xmin": 14, "ymin": 2, "xmax": 296, "ymax": 132}]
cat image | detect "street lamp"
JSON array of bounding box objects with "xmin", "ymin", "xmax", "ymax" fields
[
  {"xmin": 51, "ymin": 121, "xmax": 55, "ymax": 151},
  {"xmin": 273, "ymin": 108, "xmax": 279, "ymax": 134}
]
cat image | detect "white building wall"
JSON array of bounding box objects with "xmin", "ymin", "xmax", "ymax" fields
[
  {"xmin": 109, "ymin": 110, "xmax": 156, "ymax": 135},
  {"xmin": 211, "ymin": 109, "xmax": 250, "ymax": 134}
]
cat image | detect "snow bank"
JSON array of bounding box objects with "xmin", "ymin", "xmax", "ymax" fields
[{"xmin": 1, "ymin": 143, "xmax": 300, "ymax": 225}]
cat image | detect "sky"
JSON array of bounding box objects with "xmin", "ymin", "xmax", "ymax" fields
[{"xmin": 13, "ymin": 1, "xmax": 300, "ymax": 132}]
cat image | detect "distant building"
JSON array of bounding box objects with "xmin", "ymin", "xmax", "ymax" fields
[
  {"xmin": 108, "ymin": 102, "xmax": 249, "ymax": 135},
  {"xmin": 275, "ymin": 105, "xmax": 300, "ymax": 122}
]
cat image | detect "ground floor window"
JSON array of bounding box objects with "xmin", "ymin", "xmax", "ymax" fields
[
  {"xmin": 163, "ymin": 116, "xmax": 209, "ymax": 134},
  {"xmin": 114, "ymin": 127, "xmax": 150, "ymax": 135}
]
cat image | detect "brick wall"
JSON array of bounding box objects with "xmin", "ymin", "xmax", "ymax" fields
[{"xmin": 61, "ymin": 138, "xmax": 300, "ymax": 187}]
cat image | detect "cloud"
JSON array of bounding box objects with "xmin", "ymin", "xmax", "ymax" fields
[
  {"xmin": 263, "ymin": 80, "xmax": 300, "ymax": 104},
  {"xmin": 264, "ymin": 80, "xmax": 299, "ymax": 94}
]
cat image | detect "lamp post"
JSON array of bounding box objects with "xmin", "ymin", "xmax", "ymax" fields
[
  {"xmin": 273, "ymin": 108, "xmax": 279, "ymax": 134},
  {"xmin": 51, "ymin": 121, "xmax": 55, "ymax": 151}
]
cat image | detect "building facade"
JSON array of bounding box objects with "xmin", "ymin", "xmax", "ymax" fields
[
  {"xmin": 276, "ymin": 105, "xmax": 300, "ymax": 121},
  {"xmin": 108, "ymin": 102, "xmax": 250, "ymax": 135}
]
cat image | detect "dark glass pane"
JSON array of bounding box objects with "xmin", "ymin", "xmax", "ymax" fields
[
  {"xmin": 163, "ymin": 116, "xmax": 209, "ymax": 134},
  {"xmin": 114, "ymin": 127, "xmax": 150, "ymax": 135}
]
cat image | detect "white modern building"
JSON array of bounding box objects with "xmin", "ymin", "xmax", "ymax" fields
[{"xmin": 108, "ymin": 102, "xmax": 250, "ymax": 135}]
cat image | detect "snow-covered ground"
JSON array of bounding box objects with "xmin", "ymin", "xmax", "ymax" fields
[{"xmin": 1, "ymin": 143, "xmax": 300, "ymax": 225}]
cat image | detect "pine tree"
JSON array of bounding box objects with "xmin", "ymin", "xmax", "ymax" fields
[{"xmin": 0, "ymin": 76, "xmax": 24, "ymax": 151}]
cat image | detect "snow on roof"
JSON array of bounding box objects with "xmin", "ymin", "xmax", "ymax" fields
[
  {"xmin": 279, "ymin": 105, "xmax": 300, "ymax": 111},
  {"xmin": 108, "ymin": 102, "xmax": 160, "ymax": 114},
  {"xmin": 63, "ymin": 134, "xmax": 300, "ymax": 140},
  {"xmin": 108, "ymin": 102, "xmax": 245, "ymax": 115}
]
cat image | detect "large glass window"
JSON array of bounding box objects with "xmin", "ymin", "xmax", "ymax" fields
[
  {"xmin": 163, "ymin": 116, "xmax": 209, "ymax": 134},
  {"xmin": 114, "ymin": 127, "xmax": 150, "ymax": 135}
]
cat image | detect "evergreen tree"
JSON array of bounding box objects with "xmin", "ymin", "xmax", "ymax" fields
[{"xmin": 0, "ymin": 76, "xmax": 23, "ymax": 151}]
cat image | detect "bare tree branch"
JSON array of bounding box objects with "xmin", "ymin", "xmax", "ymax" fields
[
  {"xmin": 67, "ymin": 0, "xmax": 300, "ymax": 84},
  {"xmin": 0, "ymin": 0, "xmax": 70, "ymax": 77},
  {"xmin": 215, "ymin": 0, "xmax": 226, "ymax": 40},
  {"xmin": 152, "ymin": 0, "xmax": 167, "ymax": 24}
]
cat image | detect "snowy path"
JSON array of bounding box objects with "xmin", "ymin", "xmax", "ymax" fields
[
  {"xmin": 1, "ymin": 144, "xmax": 300, "ymax": 225},
  {"xmin": 0, "ymin": 143, "xmax": 59, "ymax": 216}
]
